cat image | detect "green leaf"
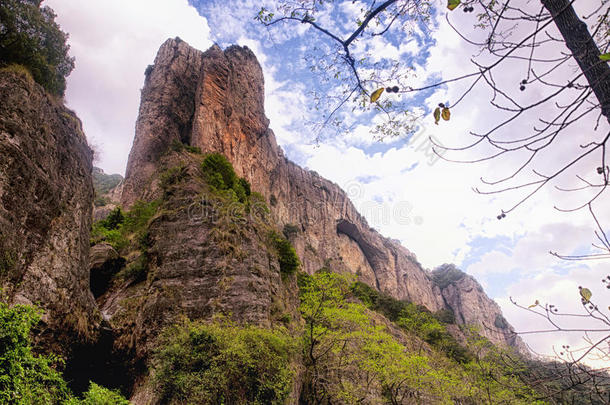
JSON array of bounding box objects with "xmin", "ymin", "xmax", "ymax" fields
[
  {"xmin": 580, "ymin": 287, "xmax": 592, "ymax": 302},
  {"xmin": 433, "ymin": 107, "xmax": 441, "ymax": 125},
  {"xmin": 600, "ymin": 53, "xmax": 610, "ymax": 61},
  {"xmin": 447, "ymin": 0, "xmax": 461, "ymax": 11}
]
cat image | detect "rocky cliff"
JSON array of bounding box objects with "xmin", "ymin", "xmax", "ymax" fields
[
  {"xmin": 0, "ymin": 69, "xmax": 99, "ymax": 355},
  {"xmin": 119, "ymin": 37, "xmax": 522, "ymax": 350}
]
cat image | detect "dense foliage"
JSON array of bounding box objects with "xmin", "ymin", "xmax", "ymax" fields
[
  {"xmin": 152, "ymin": 320, "xmax": 295, "ymax": 405},
  {"xmin": 201, "ymin": 153, "xmax": 251, "ymax": 203},
  {"xmin": 0, "ymin": 302, "xmax": 128, "ymax": 404},
  {"xmin": 270, "ymin": 231, "xmax": 300, "ymax": 275},
  {"xmin": 298, "ymin": 271, "xmax": 544, "ymax": 404},
  {"xmin": 0, "ymin": 302, "xmax": 69, "ymax": 404},
  {"xmin": 0, "ymin": 0, "xmax": 74, "ymax": 96},
  {"xmin": 90, "ymin": 200, "xmax": 159, "ymax": 283},
  {"xmin": 65, "ymin": 382, "xmax": 130, "ymax": 405}
]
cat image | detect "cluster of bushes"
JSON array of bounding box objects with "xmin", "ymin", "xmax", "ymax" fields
[
  {"xmin": 0, "ymin": 301, "xmax": 128, "ymax": 404},
  {"xmin": 201, "ymin": 153, "xmax": 251, "ymax": 203},
  {"xmin": 269, "ymin": 231, "xmax": 300, "ymax": 275},
  {"xmin": 351, "ymin": 280, "xmax": 470, "ymax": 364},
  {"xmin": 282, "ymin": 223, "xmax": 299, "ymax": 239},
  {"xmin": 296, "ymin": 271, "xmax": 544, "ymax": 404},
  {"xmin": 90, "ymin": 201, "xmax": 159, "ymax": 283},
  {"xmin": 152, "ymin": 320, "xmax": 295, "ymax": 405},
  {"xmin": 91, "ymin": 201, "xmax": 159, "ymax": 251}
]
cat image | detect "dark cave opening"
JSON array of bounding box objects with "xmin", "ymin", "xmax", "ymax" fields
[
  {"xmin": 63, "ymin": 322, "xmax": 138, "ymax": 398},
  {"xmin": 89, "ymin": 256, "xmax": 125, "ymax": 298}
]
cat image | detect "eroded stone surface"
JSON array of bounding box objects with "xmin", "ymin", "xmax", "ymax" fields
[{"xmin": 0, "ymin": 70, "xmax": 99, "ymax": 355}]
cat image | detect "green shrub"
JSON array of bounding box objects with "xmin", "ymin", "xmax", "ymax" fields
[
  {"xmin": 201, "ymin": 153, "xmax": 238, "ymax": 189},
  {"xmin": 90, "ymin": 225, "xmax": 127, "ymax": 252},
  {"xmin": 270, "ymin": 231, "xmax": 300, "ymax": 275},
  {"xmin": 0, "ymin": 63, "xmax": 34, "ymax": 81},
  {"xmin": 159, "ymin": 165, "xmax": 187, "ymax": 192},
  {"xmin": 0, "ymin": 0, "xmax": 74, "ymax": 95},
  {"xmin": 102, "ymin": 208, "xmax": 124, "ymax": 230},
  {"xmin": 351, "ymin": 281, "xmax": 409, "ymax": 321},
  {"xmin": 0, "ymin": 302, "xmax": 129, "ymax": 404},
  {"xmin": 0, "ymin": 302, "xmax": 70, "ymax": 404},
  {"xmin": 90, "ymin": 201, "xmax": 158, "ymax": 255},
  {"xmin": 170, "ymin": 139, "xmax": 201, "ymax": 154},
  {"xmin": 248, "ymin": 192, "xmax": 270, "ymax": 217},
  {"xmin": 434, "ymin": 308, "xmax": 456, "ymax": 324},
  {"xmin": 122, "ymin": 200, "xmax": 159, "ymax": 234},
  {"xmin": 65, "ymin": 382, "xmax": 129, "ymax": 405},
  {"xmin": 153, "ymin": 321, "xmax": 295, "ymax": 405},
  {"xmin": 201, "ymin": 153, "xmax": 251, "ymax": 203}
]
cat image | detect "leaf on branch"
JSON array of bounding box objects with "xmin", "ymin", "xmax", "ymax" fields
[
  {"xmin": 528, "ymin": 300, "xmax": 539, "ymax": 308},
  {"xmin": 370, "ymin": 88, "xmax": 384, "ymax": 103},
  {"xmin": 579, "ymin": 287, "xmax": 592, "ymax": 302},
  {"xmin": 600, "ymin": 53, "xmax": 610, "ymax": 61},
  {"xmin": 447, "ymin": 0, "xmax": 461, "ymax": 11},
  {"xmin": 433, "ymin": 107, "xmax": 441, "ymax": 125},
  {"xmin": 441, "ymin": 107, "xmax": 451, "ymax": 121}
]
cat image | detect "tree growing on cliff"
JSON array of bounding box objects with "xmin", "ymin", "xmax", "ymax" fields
[
  {"xmin": 0, "ymin": 0, "xmax": 74, "ymax": 96},
  {"xmin": 256, "ymin": 0, "xmax": 610, "ymax": 259}
]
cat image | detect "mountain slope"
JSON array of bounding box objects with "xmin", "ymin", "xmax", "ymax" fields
[{"xmin": 120, "ymin": 37, "xmax": 523, "ymax": 350}]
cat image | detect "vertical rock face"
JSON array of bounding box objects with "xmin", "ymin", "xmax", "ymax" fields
[
  {"xmin": 122, "ymin": 38, "xmax": 205, "ymax": 208},
  {"xmin": 121, "ymin": 38, "xmax": 522, "ymax": 349},
  {"xmin": 0, "ymin": 70, "xmax": 98, "ymax": 354}
]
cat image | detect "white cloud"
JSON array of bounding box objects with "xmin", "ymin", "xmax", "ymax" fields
[{"xmin": 46, "ymin": 0, "xmax": 213, "ymax": 175}]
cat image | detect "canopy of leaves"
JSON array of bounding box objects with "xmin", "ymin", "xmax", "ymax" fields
[
  {"xmin": 270, "ymin": 231, "xmax": 300, "ymax": 275},
  {"xmin": 0, "ymin": 302, "xmax": 69, "ymax": 404},
  {"xmin": 0, "ymin": 0, "xmax": 74, "ymax": 96},
  {"xmin": 299, "ymin": 271, "xmax": 545, "ymax": 403},
  {"xmin": 152, "ymin": 320, "xmax": 295, "ymax": 405},
  {"xmin": 201, "ymin": 153, "xmax": 251, "ymax": 203}
]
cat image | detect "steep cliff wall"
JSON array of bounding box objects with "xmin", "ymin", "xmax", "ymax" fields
[
  {"xmin": 0, "ymin": 70, "xmax": 99, "ymax": 355},
  {"xmin": 120, "ymin": 38, "xmax": 522, "ymax": 350}
]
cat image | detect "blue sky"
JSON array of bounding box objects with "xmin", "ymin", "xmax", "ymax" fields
[{"xmin": 46, "ymin": 0, "xmax": 609, "ymax": 365}]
